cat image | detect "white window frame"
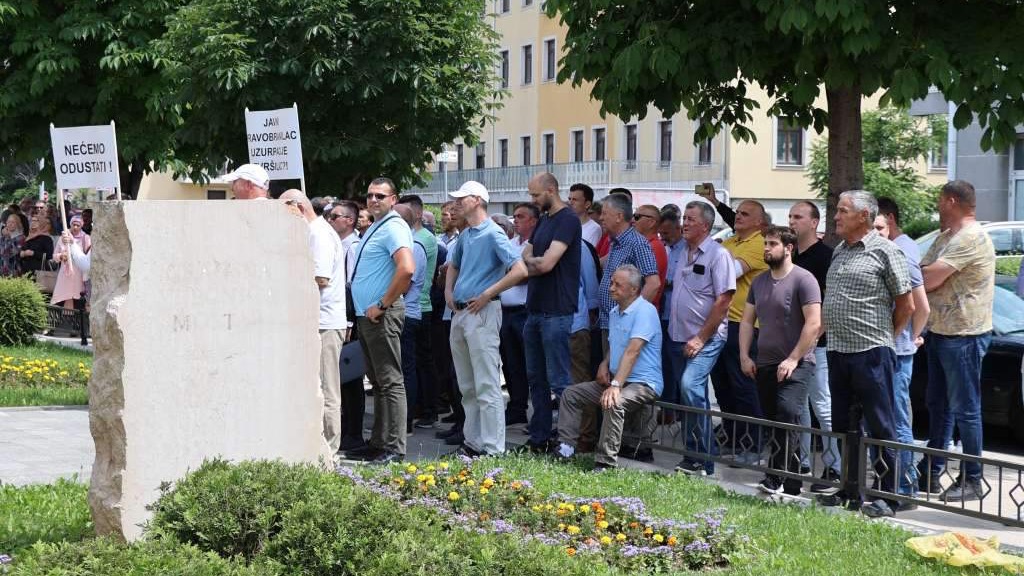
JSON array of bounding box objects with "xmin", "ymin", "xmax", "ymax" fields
[
  {"xmin": 542, "ymin": 36, "xmax": 557, "ymax": 83},
  {"xmin": 623, "ymin": 122, "xmax": 638, "ymax": 169},
  {"xmin": 499, "ymin": 0, "xmax": 510, "ymax": 14},
  {"xmin": 521, "ymin": 43, "xmax": 533, "ymax": 86},
  {"xmin": 520, "ymin": 134, "xmax": 533, "ymax": 166},
  {"xmin": 498, "ymin": 137, "xmax": 509, "ymax": 168},
  {"xmin": 541, "ymin": 130, "xmax": 556, "ymax": 165},
  {"xmin": 772, "ymin": 116, "xmax": 808, "ymax": 168},
  {"xmin": 591, "ymin": 124, "xmax": 607, "ymax": 162},
  {"xmin": 498, "ymin": 48, "xmax": 509, "ymax": 89},
  {"xmin": 522, "ymin": 0, "xmax": 533, "ymax": 7},
  {"xmin": 570, "ymin": 127, "xmax": 585, "ymax": 162}
]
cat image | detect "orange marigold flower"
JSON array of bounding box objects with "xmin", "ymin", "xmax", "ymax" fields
[
  {"xmin": 566, "ymin": 547, "xmax": 576, "ymax": 557},
  {"xmin": 667, "ymin": 536, "xmax": 678, "ymax": 546}
]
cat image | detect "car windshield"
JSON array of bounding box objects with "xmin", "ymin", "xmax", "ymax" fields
[
  {"xmin": 993, "ymin": 284, "xmax": 1024, "ymax": 335},
  {"xmin": 916, "ymin": 229, "xmax": 940, "ymax": 255}
]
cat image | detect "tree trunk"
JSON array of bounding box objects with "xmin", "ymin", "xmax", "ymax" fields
[
  {"xmin": 824, "ymin": 84, "xmax": 864, "ymax": 244},
  {"xmin": 118, "ymin": 157, "xmax": 146, "ymax": 200}
]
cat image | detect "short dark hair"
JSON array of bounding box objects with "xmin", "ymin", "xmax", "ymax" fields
[
  {"xmin": 764, "ymin": 225, "xmax": 798, "ymax": 250},
  {"xmin": 369, "ymin": 177, "xmax": 397, "ymax": 195},
  {"xmin": 569, "ymin": 183, "xmax": 594, "ymax": 202},
  {"xmin": 660, "ymin": 206, "xmax": 681, "ymax": 224},
  {"xmin": 603, "ymin": 193, "xmax": 633, "ymax": 221},
  {"xmin": 942, "ymin": 179, "xmax": 976, "ymax": 208},
  {"xmin": 792, "ymin": 200, "xmax": 820, "ymax": 221},
  {"xmin": 310, "ymin": 196, "xmax": 328, "ymax": 216},
  {"xmin": 514, "ymin": 202, "xmax": 540, "ymax": 220},
  {"xmin": 608, "ymin": 187, "xmax": 632, "ymax": 200},
  {"xmin": 876, "ymin": 197, "xmax": 901, "ymax": 226},
  {"xmin": 335, "ymin": 200, "xmax": 360, "ymax": 219},
  {"xmin": 398, "ymin": 194, "xmax": 424, "ymax": 209}
]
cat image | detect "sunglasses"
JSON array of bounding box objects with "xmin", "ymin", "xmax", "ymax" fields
[
  {"xmin": 366, "ymin": 192, "xmax": 393, "ymax": 201},
  {"xmin": 327, "ymin": 213, "xmax": 351, "ymax": 221}
]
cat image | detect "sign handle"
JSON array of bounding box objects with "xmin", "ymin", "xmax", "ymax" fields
[
  {"xmin": 57, "ymin": 189, "xmax": 73, "ymax": 274},
  {"xmin": 110, "ymin": 121, "xmax": 122, "ymax": 201}
]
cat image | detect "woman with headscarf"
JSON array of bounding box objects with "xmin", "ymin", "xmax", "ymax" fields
[
  {"xmin": 0, "ymin": 213, "xmax": 25, "ymax": 277},
  {"xmin": 50, "ymin": 214, "xmax": 90, "ymax": 308},
  {"xmin": 18, "ymin": 212, "xmax": 54, "ymax": 277}
]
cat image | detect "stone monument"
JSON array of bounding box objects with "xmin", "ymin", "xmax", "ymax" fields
[{"xmin": 88, "ymin": 200, "xmax": 332, "ymax": 541}]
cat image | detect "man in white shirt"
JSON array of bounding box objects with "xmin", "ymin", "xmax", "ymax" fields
[
  {"xmin": 223, "ymin": 164, "xmax": 271, "ymax": 200},
  {"xmin": 279, "ymin": 190, "xmax": 346, "ymax": 453},
  {"xmin": 568, "ymin": 183, "xmax": 602, "ymax": 247}
]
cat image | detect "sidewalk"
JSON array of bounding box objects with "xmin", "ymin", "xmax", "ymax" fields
[{"xmin": 1, "ymin": 404, "xmax": 1020, "ymax": 551}]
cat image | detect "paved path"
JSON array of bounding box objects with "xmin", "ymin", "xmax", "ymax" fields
[{"xmin": 1, "ymin": 405, "xmax": 1021, "ymax": 550}]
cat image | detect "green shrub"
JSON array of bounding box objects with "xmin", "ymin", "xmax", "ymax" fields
[
  {"xmin": 903, "ymin": 217, "xmax": 940, "ymax": 239},
  {"xmin": 995, "ymin": 256, "xmax": 1022, "ymax": 277},
  {"xmin": 146, "ymin": 459, "xmax": 340, "ymax": 561},
  {"xmin": 8, "ymin": 538, "xmax": 281, "ymax": 576},
  {"xmin": 0, "ymin": 478, "xmax": 92, "ymax": 556},
  {"xmin": 0, "ymin": 278, "xmax": 47, "ymax": 346}
]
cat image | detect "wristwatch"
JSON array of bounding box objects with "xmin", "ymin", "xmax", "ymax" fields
[
  {"xmin": 610, "ymin": 379, "xmax": 621, "ymax": 388},
  {"xmin": 377, "ymin": 299, "xmax": 389, "ymax": 310}
]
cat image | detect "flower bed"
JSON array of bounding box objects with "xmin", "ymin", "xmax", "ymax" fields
[
  {"xmin": 0, "ymin": 344, "xmax": 91, "ymax": 406},
  {"xmin": 340, "ymin": 457, "xmax": 746, "ymax": 573}
]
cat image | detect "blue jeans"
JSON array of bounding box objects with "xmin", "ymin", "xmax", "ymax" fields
[
  {"xmin": 919, "ymin": 333, "xmax": 991, "ymax": 482},
  {"xmin": 672, "ymin": 335, "xmax": 725, "ymax": 473},
  {"xmin": 660, "ymin": 320, "xmax": 681, "ymax": 405},
  {"xmin": 710, "ymin": 321, "xmax": 763, "ymax": 450},
  {"xmin": 892, "ymin": 354, "xmax": 918, "ymax": 494},
  {"xmin": 524, "ymin": 312, "xmax": 573, "ymax": 445},
  {"xmin": 799, "ymin": 347, "xmax": 841, "ymax": 472},
  {"xmin": 400, "ymin": 317, "xmax": 420, "ymax": 426}
]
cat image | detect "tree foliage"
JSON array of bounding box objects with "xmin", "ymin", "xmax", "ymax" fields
[
  {"xmin": 545, "ymin": 0, "xmax": 1024, "ymax": 234},
  {"xmin": 807, "ymin": 106, "xmax": 942, "ymax": 234},
  {"xmin": 0, "ymin": 0, "xmax": 501, "ymax": 198}
]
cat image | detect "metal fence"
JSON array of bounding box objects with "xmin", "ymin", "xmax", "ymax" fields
[
  {"xmin": 45, "ymin": 305, "xmax": 89, "ymax": 346},
  {"xmin": 650, "ymin": 401, "xmax": 1024, "ymax": 528}
]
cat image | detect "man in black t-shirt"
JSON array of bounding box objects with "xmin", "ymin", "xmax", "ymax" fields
[
  {"xmin": 520, "ymin": 172, "xmax": 582, "ymax": 452},
  {"xmin": 788, "ymin": 200, "xmax": 840, "ymax": 490}
]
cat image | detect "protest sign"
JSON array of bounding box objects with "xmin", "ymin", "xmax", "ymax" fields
[
  {"xmin": 50, "ymin": 122, "xmax": 121, "ymax": 198},
  {"xmin": 244, "ymin": 104, "xmax": 305, "ymax": 186}
]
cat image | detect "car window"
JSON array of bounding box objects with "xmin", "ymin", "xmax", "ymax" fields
[
  {"xmin": 993, "ymin": 285, "xmax": 1024, "ymax": 335},
  {"xmin": 916, "ymin": 229, "xmax": 939, "ymax": 255},
  {"xmin": 988, "ymin": 228, "xmax": 1021, "ymax": 256}
]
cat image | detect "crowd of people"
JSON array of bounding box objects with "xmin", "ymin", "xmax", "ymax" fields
[
  {"xmin": 1, "ymin": 197, "xmax": 94, "ymax": 310},
  {"xmin": 53, "ymin": 162, "xmax": 987, "ymax": 523}
]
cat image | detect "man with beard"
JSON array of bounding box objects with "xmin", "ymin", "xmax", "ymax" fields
[{"xmin": 739, "ymin": 226, "xmax": 821, "ymax": 496}]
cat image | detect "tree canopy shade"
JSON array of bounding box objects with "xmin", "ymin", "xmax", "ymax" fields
[
  {"xmin": 545, "ymin": 0, "xmax": 1024, "ymax": 235},
  {"xmin": 0, "ymin": 0, "xmax": 500, "ymax": 198},
  {"xmin": 150, "ymin": 0, "xmax": 501, "ymax": 196}
]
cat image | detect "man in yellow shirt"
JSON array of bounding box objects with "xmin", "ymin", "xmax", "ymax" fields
[{"xmin": 711, "ymin": 200, "xmax": 769, "ymax": 463}]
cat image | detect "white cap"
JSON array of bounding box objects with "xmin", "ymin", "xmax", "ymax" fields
[
  {"xmin": 223, "ymin": 163, "xmax": 270, "ymax": 189},
  {"xmin": 450, "ymin": 180, "xmax": 489, "ymax": 202}
]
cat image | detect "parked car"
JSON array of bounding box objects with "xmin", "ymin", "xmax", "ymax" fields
[
  {"xmin": 915, "ymin": 221, "xmax": 1024, "ymax": 262},
  {"xmin": 910, "ymin": 275, "xmax": 1024, "ymax": 445}
]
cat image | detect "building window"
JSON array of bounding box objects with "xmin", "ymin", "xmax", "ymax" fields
[
  {"xmin": 544, "ymin": 39, "xmax": 556, "ymax": 81},
  {"xmin": 476, "ymin": 142, "xmax": 486, "ymax": 169},
  {"xmin": 571, "ymin": 130, "xmax": 584, "ymax": 162},
  {"xmin": 523, "ymin": 0, "xmax": 532, "ymax": 6},
  {"xmin": 501, "ymin": 0, "xmax": 510, "ymax": 13},
  {"xmin": 776, "ymin": 117, "xmax": 804, "ymax": 166},
  {"xmin": 929, "ymin": 141, "xmax": 948, "ymax": 170},
  {"xmin": 521, "ymin": 136, "xmax": 531, "ymax": 166},
  {"xmin": 594, "ymin": 128, "xmax": 606, "ymax": 161},
  {"xmin": 658, "ymin": 120, "xmax": 672, "ymax": 165},
  {"xmin": 207, "ymin": 190, "xmax": 227, "ymax": 200},
  {"xmin": 499, "ymin": 138, "xmax": 508, "ymax": 168},
  {"xmin": 625, "ymin": 124, "xmax": 637, "ymax": 169},
  {"xmin": 499, "ymin": 50, "xmax": 509, "ymax": 89},
  {"xmin": 522, "ymin": 45, "xmax": 533, "ymax": 85},
  {"xmin": 456, "ymin": 143, "xmax": 464, "ymax": 171},
  {"xmin": 543, "ymin": 133, "xmax": 555, "ymax": 165}
]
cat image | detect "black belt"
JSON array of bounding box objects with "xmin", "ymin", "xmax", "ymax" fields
[
  {"xmin": 454, "ymin": 297, "xmax": 499, "ymax": 310},
  {"xmin": 502, "ymin": 304, "xmax": 526, "ymax": 312}
]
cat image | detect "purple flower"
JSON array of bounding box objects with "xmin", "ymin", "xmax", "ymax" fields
[{"xmin": 0, "ymin": 554, "xmax": 11, "ymax": 565}]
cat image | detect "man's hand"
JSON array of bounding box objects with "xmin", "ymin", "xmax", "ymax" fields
[
  {"xmin": 740, "ymin": 355, "xmax": 757, "ymax": 379},
  {"xmin": 366, "ymin": 304, "xmax": 385, "ymax": 323},
  {"xmin": 914, "ymin": 335, "xmax": 925, "ymax": 348},
  {"xmin": 466, "ymin": 288, "xmax": 493, "ymax": 314},
  {"xmin": 600, "ymin": 386, "xmax": 621, "ymax": 410},
  {"xmin": 776, "ymin": 358, "xmax": 798, "ymax": 383},
  {"xmin": 684, "ymin": 336, "xmax": 705, "ymax": 358},
  {"xmin": 699, "ymin": 182, "xmax": 719, "ymax": 206}
]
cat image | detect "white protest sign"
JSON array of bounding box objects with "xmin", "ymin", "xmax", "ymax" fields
[
  {"xmin": 244, "ymin": 104, "xmax": 305, "ymax": 182},
  {"xmin": 50, "ymin": 122, "xmax": 121, "ymax": 193},
  {"xmin": 437, "ymin": 151, "xmax": 459, "ymax": 163}
]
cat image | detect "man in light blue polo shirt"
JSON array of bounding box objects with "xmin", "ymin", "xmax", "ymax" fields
[
  {"xmin": 346, "ymin": 177, "xmax": 414, "ymax": 464},
  {"xmin": 555, "ymin": 264, "xmax": 663, "ymax": 469},
  {"xmin": 445, "ymin": 181, "xmax": 528, "ymax": 456}
]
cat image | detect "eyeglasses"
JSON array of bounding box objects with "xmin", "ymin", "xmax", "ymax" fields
[
  {"xmin": 327, "ymin": 213, "xmax": 352, "ymax": 221},
  {"xmin": 367, "ymin": 192, "xmax": 393, "ymax": 202},
  {"xmin": 284, "ymin": 199, "xmax": 302, "ymax": 208}
]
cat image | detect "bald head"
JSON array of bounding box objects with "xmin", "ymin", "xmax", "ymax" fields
[
  {"xmin": 734, "ymin": 200, "xmax": 767, "ymax": 236},
  {"xmin": 527, "ymin": 171, "xmax": 565, "ymax": 213},
  {"xmin": 393, "ymin": 203, "xmax": 417, "ymax": 227},
  {"xmin": 279, "ymin": 189, "xmax": 315, "ymax": 222}
]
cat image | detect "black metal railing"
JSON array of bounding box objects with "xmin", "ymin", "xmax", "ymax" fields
[
  {"xmin": 650, "ymin": 401, "xmax": 1024, "ymax": 528},
  {"xmin": 44, "ymin": 305, "xmax": 89, "ymax": 346}
]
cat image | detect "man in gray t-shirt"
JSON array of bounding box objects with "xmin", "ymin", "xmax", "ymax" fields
[{"xmin": 739, "ymin": 226, "xmax": 821, "ymax": 496}]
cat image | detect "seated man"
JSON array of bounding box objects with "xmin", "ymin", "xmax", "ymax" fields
[{"xmin": 555, "ymin": 264, "xmax": 663, "ymax": 469}]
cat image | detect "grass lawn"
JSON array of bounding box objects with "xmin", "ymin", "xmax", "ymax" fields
[
  {"xmin": 483, "ymin": 455, "xmax": 969, "ymax": 576},
  {"xmin": 0, "ymin": 342, "xmax": 91, "ymax": 407},
  {"xmin": 0, "ymin": 478, "xmax": 92, "ymax": 557}
]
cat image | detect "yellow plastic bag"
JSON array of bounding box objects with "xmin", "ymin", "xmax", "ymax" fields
[{"xmin": 906, "ymin": 532, "xmax": 1024, "ymax": 573}]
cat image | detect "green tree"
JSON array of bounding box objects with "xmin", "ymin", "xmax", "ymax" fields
[
  {"xmin": 807, "ymin": 106, "xmax": 943, "ymax": 234},
  {"xmin": 545, "ymin": 0, "xmax": 1024, "ymax": 236},
  {"xmin": 151, "ymin": 0, "xmax": 501, "ymax": 196},
  {"xmin": 0, "ymin": 0, "xmax": 188, "ymax": 199}
]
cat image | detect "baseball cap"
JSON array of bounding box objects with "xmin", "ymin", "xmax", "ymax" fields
[
  {"xmin": 450, "ymin": 180, "xmax": 489, "ymax": 203},
  {"xmin": 223, "ymin": 163, "xmax": 270, "ymax": 189}
]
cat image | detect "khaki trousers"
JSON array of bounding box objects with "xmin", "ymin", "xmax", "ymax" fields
[
  {"xmin": 558, "ymin": 381, "xmax": 658, "ymax": 466},
  {"xmin": 357, "ymin": 302, "xmax": 407, "ymax": 455},
  {"xmin": 319, "ymin": 328, "xmax": 344, "ymax": 452},
  {"xmin": 450, "ymin": 301, "xmax": 505, "ymax": 454}
]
